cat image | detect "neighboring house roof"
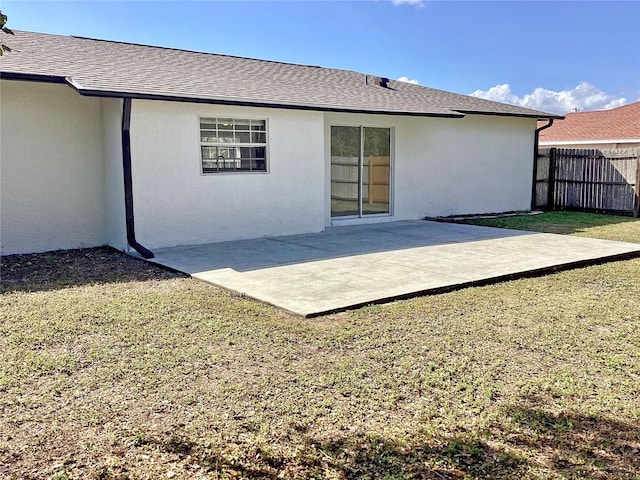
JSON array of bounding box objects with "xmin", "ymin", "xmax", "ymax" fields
[
  {"xmin": 1, "ymin": 31, "xmax": 559, "ymax": 120},
  {"xmin": 539, "ymin": 101, "xmax": 640, "ymax": 144}
]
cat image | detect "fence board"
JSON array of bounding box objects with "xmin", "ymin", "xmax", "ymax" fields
[
  {"xmin": 533, "ymin": 149, "xmax": 551, "ymax": 209},
  {"xmin": 534, "ymin": 147, "xmax": 639, "ymax": 216}
]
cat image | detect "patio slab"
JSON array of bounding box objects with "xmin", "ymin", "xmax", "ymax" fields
[{"xmin": 147, "ymin": 220, "xmax": 640, "ymax": 317}]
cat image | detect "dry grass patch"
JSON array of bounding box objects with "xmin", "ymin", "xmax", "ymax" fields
[{"xmin": 1, "ymin": 216, "xmax": 639, "ymax": 479}]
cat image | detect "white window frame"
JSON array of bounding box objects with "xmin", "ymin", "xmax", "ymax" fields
[{"xmin": 200, "ymin": 117, "xmax": 268, "ymax": 174}]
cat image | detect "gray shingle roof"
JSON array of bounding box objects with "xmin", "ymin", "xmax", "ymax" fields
[{"xmin": 1, "ymin": 31, "xmax": 560, "ymax": 119}]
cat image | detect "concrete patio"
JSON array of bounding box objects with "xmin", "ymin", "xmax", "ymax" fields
[{"xmin": 147, "ymin": 220, "xmax": 640, "ymax": 317}]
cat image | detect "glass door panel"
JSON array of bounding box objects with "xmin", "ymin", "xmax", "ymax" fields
[
  {"xmin": 331, "ymin": 126, "xmax": 361, "ymax": 217},
  {"xmin": 331, "ymin": 126, "xmax": 391, "ymax": 218},
  {"xmin": 362, "ymin": 127, "xmax": 390, "ymax": 215}
]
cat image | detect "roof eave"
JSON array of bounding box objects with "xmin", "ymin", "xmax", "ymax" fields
[
  {"xmin": 65, "ymin": 79, "xmax": 467, "ymax": 118},
  {"xmin": 455, "ymin": 109, "xmax": 564, "ymax": 120},
  {"xmin": 1, "ymin": 71, "xmax": 465, "ymax": 118},
  {"xmin": 4, "ymin": 70, "xmax": 561, "ymax": 120},
  {"xmin": 0, "ymin": 71, "xmax": 68, "ymax": 84}
]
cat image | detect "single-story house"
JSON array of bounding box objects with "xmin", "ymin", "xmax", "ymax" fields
[
  {"xmin": 1, "ymin": 31, "xmax": 560, "ymax": 257},
  {"xmin": 538, "ymin": 101, "xmax": 640, "ymax": 149}
]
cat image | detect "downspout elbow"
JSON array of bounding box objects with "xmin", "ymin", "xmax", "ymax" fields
[
  {"xmin": 535, "ymin": 118, "xmax": 555, "ymax": 136},
  {"xmin": 534, "ymin": 118, "xmax": 554, "ymax": 159}
]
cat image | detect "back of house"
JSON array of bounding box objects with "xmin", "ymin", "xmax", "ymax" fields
[{"xmin": 0, "ymin": 31, "xmax": 558, "ymax": 256}]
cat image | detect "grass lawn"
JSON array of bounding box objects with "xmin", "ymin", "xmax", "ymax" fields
[
  {"xmin": 1, "ymin": 212, "xmax": 639, "ymax": 479},
  {"xmin": 452, "ymin": 211, "xmax": 640, "ymax": 244}
]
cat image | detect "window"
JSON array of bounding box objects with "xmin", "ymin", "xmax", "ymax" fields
[{"xmin": 200, "ymin": 118, "xmax": 267, "ymax": 173}]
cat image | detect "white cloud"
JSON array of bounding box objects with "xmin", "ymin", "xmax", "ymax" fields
[
  {"xmin": 397, "ymin": 76, "xmax": 419, "ymax": 85},
  {"xmin": 391, "ymin": 0, "xmax": 425, "ymax": 7},
  {"xmin": 469, "ymin": 82, "xmax": 626, "ymax": 115}
]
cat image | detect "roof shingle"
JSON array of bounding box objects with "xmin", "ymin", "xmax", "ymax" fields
[
  {"xmin": 539, "ymin": 101, "xmax": 640, "ymax": 141},
  {"xmin": 1, "ymin": 31, "xmax": 559, "ymax": 119}
]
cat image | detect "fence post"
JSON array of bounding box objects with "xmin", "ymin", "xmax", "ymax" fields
[
  {"xmin": 547, "ymin": 147, "xmax": 556, "ymax": 211},
  {"xmin": 635, "ymin": 154, "xmax": 640, "ymax": 217}
]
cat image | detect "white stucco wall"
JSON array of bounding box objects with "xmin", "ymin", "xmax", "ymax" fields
[
  {"xmin": 1, "ymin": 82, "xmax": 536, "ymax": 255},
  {"xmin": 128, "ymin": 100, "xmax": 326, "ymax": 249},
  {"xmin": 101, "ymin": 97, "xmax": 128, "ymax": 251},
  {"xmin": 324, "ymin": 113, "xmax": 536, "ymax": 225},
  {"xmin": 0, "ymin": 80, "xmax": 106, "ymax": 255}
]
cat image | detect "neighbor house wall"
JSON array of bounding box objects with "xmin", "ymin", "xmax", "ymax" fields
[
  {"xmin": 0, "ymin": 80, "xmax": 106, "ymax": 255},
  {"xmin": 128, "ymin": 100, "xmax": 326, "ymax": 249},
  {"xmin": 324, "ymin": 113, "xmax": 536, "ymax": 225}
]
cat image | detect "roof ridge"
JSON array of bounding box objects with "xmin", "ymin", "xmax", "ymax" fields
[
  {"xmin": 565, "ymin": 100, "xmax": 639, "ymax": 116},
  {"xmin": 17, "ymin": 30, "xmax": 405, "ymax": 88},
  {"xmin": 604, "ymin": 100, "xmax": 640, "ymax": 112},
  {"xmin": 68, "ymin": 33, "xmax": 326, "ymax": 70}
]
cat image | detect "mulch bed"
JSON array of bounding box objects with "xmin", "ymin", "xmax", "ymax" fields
[{"xmin": 1, "ymin": 247, "xmax": 181, "ymax": 293}]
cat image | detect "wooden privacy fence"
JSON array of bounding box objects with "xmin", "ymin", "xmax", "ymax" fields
[
  {"xmin": 331, "ymin": 156, "xmax": 390, "ymax": 203},
  {"xmin": 533, "ymin": 148, "xmax": 640, "ymax": 217}
]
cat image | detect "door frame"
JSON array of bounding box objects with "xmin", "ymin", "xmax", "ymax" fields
[{"xmin": 329, "ymin": 123, "xmax": 394, "ymax": 221}]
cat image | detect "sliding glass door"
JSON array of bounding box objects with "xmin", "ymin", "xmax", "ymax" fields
[
  {"xmin": 331, "ymin": 126, "xmax": 391, "ymax": 218},
  {"xmin": 330, "ymin": 126, "xmax": 361, "ymax": 217}
]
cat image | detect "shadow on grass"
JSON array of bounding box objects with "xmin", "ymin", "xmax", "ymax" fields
[
  {"xmin": 303, "ymin": 433, "xmax": 525, "ymax": 479},
  {"xmin": 123, "ymin": 431, "xmax": 525, "ymax": 479},
  {"xmin": 497, "ymin": 402, "xmax": 640, "ymax": 479},
  {"xmin": 121, "ymin": 403, "xmax": 639, "ymax": 479},
  {"xmin": 128, "ymin": 433, "xmax": 483, "ymax": 479},
  {"xmin": 0, "ymin": 247, "xmax": 183, "ymax": 294}
]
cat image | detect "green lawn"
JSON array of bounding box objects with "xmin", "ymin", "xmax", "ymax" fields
[
  {"xmin": 454, "ymin": 211, "xmax": 640, "ymax": 243},
  {"xmin": 1, "ymin": 212, "xmax": 639, "ymax": 479}
]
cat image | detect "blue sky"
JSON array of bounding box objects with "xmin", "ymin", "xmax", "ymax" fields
[{"xmin": 3, "ymin": 0, "xmax": 639, "ymax": 114}]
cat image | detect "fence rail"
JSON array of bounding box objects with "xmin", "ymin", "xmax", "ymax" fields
[{"xmin": 533, "ymin": 148, "xmax": 639, "ymax": 217}]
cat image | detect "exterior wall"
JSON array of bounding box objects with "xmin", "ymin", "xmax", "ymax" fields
[
  {"xmin": 129, "ymin": 100, "xmax": 326, "ymax": 249},
  {"xmin": 0, "ymin": 82, "xmax": 536, "ymax": 255},
  {"xmin": 324, "ymin": 113, "xmax": 536, "ymax": 225},
  {"xmin": 0, "ymin": 80, "xmax": 106, "ymax": 255},
  {"xmin": 101, "ymin": 98, "xmax": 128, "ymax": 251}
]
